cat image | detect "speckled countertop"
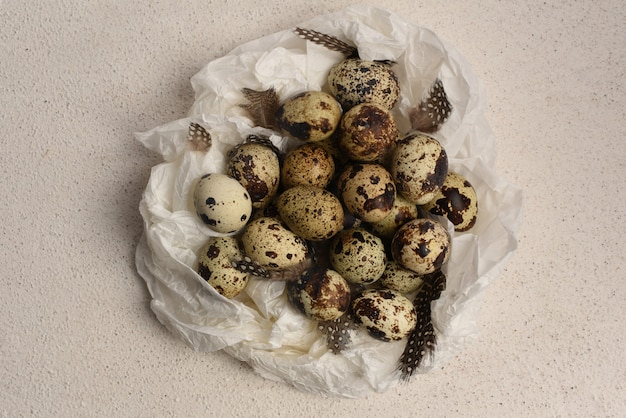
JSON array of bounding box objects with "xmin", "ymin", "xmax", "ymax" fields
[{"xmin": 1, "ymin": 1, "xmax": 624, "ymax": 416}]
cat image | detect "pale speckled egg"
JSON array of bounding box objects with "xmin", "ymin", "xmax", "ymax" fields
[
  {"xmin": 281, "ymin": 143, "xmax": 335, "ymax": 189},
  {"xmin": 329, "ymin": 228, "xmax": 386, "ymax": 285},
  {"xmin": 197, "ymin": 236, "xmax": 248, "ymax": 298},
  {"xmin": 227, "ymin": 142, "xmax": 280, "ymax": 209},
  {"xmin": 378, "ymin": 261, "xmax": 424, "ymax": 294},
  {"xmin": 328, "ymin": 59, "xmax": 400, "ymax": 110},
  {"xmin": 338, "ymin": 102, "xmax": 398, "ymax": 162},
  {"xmin": 275, "ymin": 91, "xmax": 342, "ymax": 142},
  {"xmin": 367, "ymin": 193, "xmax": 419, "ymax": 240},
  {"xmin": 240, "ymin": 217, "xmax": 309, "ymax": 271},
  {"xmin": 391, "ymin": 132, "xmax": 449, "ymax": 205},
  {"xmin": 287, "ymin": 267, "xmax": 351, "ymax": 321},
  {"xmin": 351, "ymin": 288, "xmax": 417, "ymax": 342},
  {"xmin": 276, "ymin": 186, "xmax": 344, "ymax": 241},
  {"xmin": 422, "ymin": 171, "xmax": 478, "ymax": 232},
  {"xmin": 337, "ymin": 163, "xmax": 396, "ymax": 223},
  {"xmin": 391, "ymin": 218, "xmax": 451, "ymax": 275},
  {"xmin": 193, "ymin": 173, "xmax": 252, "ymax": 234}
]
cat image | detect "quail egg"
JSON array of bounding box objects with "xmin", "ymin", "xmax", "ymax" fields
[
  {"xmin": 337, "ymin": 163, "xmax": 396, "ymax": 223},
  {"xmin": 197, "ymin": 237, "xmax": 248, "ymax": 298},
  {"xmin": 422, "ymin": 171, "xmax": 478, "ymax": 232},
  {"xmin": 328, "ymin": 59, "xmax": 400, "ymax": 110},
  {"xmin": 276, "ymin": 185, "xmax": 344, "ymax": 241},
  {"xmin": 193, "ymin": 173, "xmax": 252, "ymax": 234},
  {"xmin": 329, "ymin": 227, "xmax": 386, "ymax": 285},
  {"xmin": 275, "ymin": 91, "xmax": 342, "ymax": 142},
  {"xmin": 287, "ymin": 267, "xmax": 351, "ymax": 321},
  {"xmin": 391, "ymin": 218, "xmax": 450, "ymax": 275},
  {"xmin": 351, "ymin": 288, "xmax": 417, "ymax": 342},
  {"xmin": 227, "ymin": 142, "xmax": 281, "ymax": 209},
  {"xmin": 240, "ymin": 217, "xmax": 309, "ymax": 271},
  {"xmin": 391, "ymin": 132, "xmax": 448, "ymax": 205},
  {"xmin": 338, "ymin": 102, "xmax": 398, "ymax": 162},
  {"xmin": 378, "ymin": 261, "xmax": 424, "ymax": 294},
  {"xmin": 367, "ymin": 193, "xmax": 419, "ymax": 240},
  {"xmin": 281, "ymin": 143, "xmax": 335, "ymax": 189}
]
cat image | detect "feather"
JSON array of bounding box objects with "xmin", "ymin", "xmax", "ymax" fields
[
  {"xmin": 409, "ymin": 79, "xmax": 453, "ymax": 133},
  {"xmin": 239, "ymin": 87, "xmax": 280, "ymax": 129},
  {"xmin": 293, "ymin": 27, "xmax": 358, "ymax": 58},
  {"xmin": 318, "ymin": 312, "xmax": 359, "ymax": 354},
  {"xmin": 399, "ymin": 270, "xmax": 447, "ymax": 380},
  {"xmin": 231, "ymin": 256, "xmax": 314, "ymax": 282},
  {"xmin": 187, "ymin": 122, "xmax": 212, "ymax": 152}
]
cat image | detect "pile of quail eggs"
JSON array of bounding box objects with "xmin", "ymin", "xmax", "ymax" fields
[{"xmin": 192, "ymin": 56, "xmax": 479, "ymax": 345}]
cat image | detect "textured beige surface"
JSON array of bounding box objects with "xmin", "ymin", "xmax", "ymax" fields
[{"xmin": 1, "ymin": 0, "xmax": 624, "ymax": 416}]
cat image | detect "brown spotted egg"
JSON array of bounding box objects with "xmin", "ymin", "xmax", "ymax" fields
[
  {"xmin": 197, "ymin": 237, "xmax": 248, "ymax": 298},
  {"xmin": 338, "ymin": 102, "xmax": 398, "ymax": 162},
  {"xmin": 379, "ymin": 261, "xmax": 424, "ymax": 294},
  {"xmin": 281, "ymin": 143, "xmax": 335, "ymax": 189},
  {"xmin": 351, "ymin": 288, "xmax": 417, "ymax": 342},
  {"xmin": 337, "ymin": 163, "xmax": 396, "ymax": 223},
  {"xmin": 329, "ymin": 228, "xmax": 386, "ymax": 285},
  {"xmin": 391, "ymin": 132, "xmax": 449, "ymax": 205},
  {"xmin": 276, "ymin": 185, "xmax": 344, "ymax": 241},
  {"xmin": 328, "ymin": 59, "xmax": 400, "ymax": 110},
  {"xmin": 193, "ymin": 173, "xmax": 252, "ymax": 234},
  {"xmin": 423, "ymin": 171, "xmax": 478, "ymax": 232},
  {"xmin": 240, "ymin": 217, "xmax": 309, "ymax": 271},
  {"xmin": 391, "ymin": 218, "xmax": 451, "ymax": 275},
  {"xmin": 275, "ymin": 91, "xmax": 342, "ymax": 142},
  {"xmin": 287, "ymin": 267, "xmax": 351, "ymax": 321},
  {"xmin": 367, "ymin": 193, "xmax": 419, "ymax": 240},
  {"xmin": 227, "ymin": 142, "xmax": 280, "ymax": 209}
]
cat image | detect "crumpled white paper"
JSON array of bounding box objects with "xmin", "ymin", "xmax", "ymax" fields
[{"xmin": 135, "ymin": 5, "xmax": 523, "ymax": 398}]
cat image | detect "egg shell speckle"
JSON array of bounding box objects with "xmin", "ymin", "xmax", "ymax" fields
[
  {"xmin": 391, "ymin": 218, "xmax": 451, "ymax": 275},
  {"xmin": 329, "ymin": 227, "xmax": 386, "ymax": 285},
  {"xmin": 193, "ymin": 173, "xmax": 252, "ymax": 234},
  {"xmin": 338, "ymin": 102, "xmax": 398, "ymax": 162},
  {"xmin": 240, "ymin": 217, "xmax": 309, "ymax": 271},
  {"xmin": 281, "ymin": 143, "xmax": 336, "ymax": 189},
  {"xmin": 197, "ymin": 237, "xmax": 249, "ymax": 298},
  {"xmin": 275, "ymin": 91, "xmax": 342, "ymax": 142},
  {"xmin": 391, "ymin": 132, "xmax": 448, "ymax": 205},
  {"xmin": 337, "ymin": 163, "xmax": 396, "ymax": 223},
  {"xmin": 227, "ymin": 142, "xmax": 280, "ymax": 209},
  {"xmin": 328, "ymin": 59, "xmax": 400, "ymax": 110},
  {"xmin": 423, "ymin": 171, "xmax": 478, "ymax": 232},
  {"xmin": 287, "ymin": 267, "xmax": 351, "ymax": 321},
  {"xmin": 351, "ymin": 288, "xmax": 417, "ymax": 342}
]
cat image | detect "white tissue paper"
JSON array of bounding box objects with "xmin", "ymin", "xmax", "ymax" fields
[{"xmin": 135, "ymin": 5, "xmax": 523, "ymax": 398}]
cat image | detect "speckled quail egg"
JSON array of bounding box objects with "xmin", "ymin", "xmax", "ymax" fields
[
  {"xmin": 281, "ymin": 143, "xmax": 335, "ymax": 189},
  {"xmin": 275, "ymin": 91, "xmax": 342, "ymax": 142},
  {"xmin": 227, "ymin": 142, "xmax": 280, "ymax": 209},
  {"xmin": 197, "ymin": 237, "xmax": 248, "ymax": 298},
  {"xmin": 391, "ymin": 132, "xmax": 449, "ymax": 205},
  {"xmin": 240, "ymin": 217, "xmax": 309, "ymax": 271},
  {"xmin": 328, "ymin": 59, "xmax": 400, "ymax": 110},
  {"xmin": 391, "ymin": 218, "xmax": 451, "ymax": 275},
  {"xmin": 351, "ymin": 288, "xmax": 417, "ymax": 342},
  {"xmin": 367, "ymin": 193, "xmax": 419, "ymax": 240},
  {"xmin": 337, "ymin": 163, "xmax": 396, "ymax": 223},
  {"xmin": 193, "ymin": 173, "xmax": 252, "ymax": 234},
  {"xmin": 329, "ymin": 228, "xmax": 386, "ymax": 285},
  {"xmin": 338, "ymin": 102, "xmax": 398, "ymax": 162},
  {"xmin": 277, "ymin": 185, "xmax": 344, "ymax": 241},
  {"xmin": 378, "ymin": 261, "xmax": 424, "ymax": 294},
  {"xmin": 287, "ymin": 267, "xmax": 351, "ymax": 321},
  {"xmin": 422, "ymin": 171, "xmax": 478, "ymax": 232}
]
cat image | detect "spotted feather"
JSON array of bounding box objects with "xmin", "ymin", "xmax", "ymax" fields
[
  {"xmin": 318, "ymin": 312, "xmax": 359, "ymax": 354},
  {"xmin": 409, "ymin": 79, "xmax": 453, "ymax": 133},
  {"xmin": 293, "ymin": 27, "xmax": 358, "ymax": 58},
  {"xmin": 187, "ymin": 122, "xmax": 212, "ymax": 152}
]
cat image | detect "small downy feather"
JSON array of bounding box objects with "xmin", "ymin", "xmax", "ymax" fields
[
  {"xmin": 239, "ymin": 87, "xmax": 280, "ymax": 129},
  {"xmin": 318, "ymin": 312, "xmax": 359, "ymax": 354},
  {"xmin": 399, "ymin": 270, "xmax": 447, "ymax": 380},
  {"xmin": 231, "ymin": 256, "xmax": 314, "ymax": 282},
  {"xmin": 187, "ymin": 122, "xmax": 212, "ymax": 152},
  {"xmin": 409, "ymin": 79, "xmax": 453, "ymax": 133},
  {"xmin": 293, "ymin": 27, "xmax": 358, "ymax": 58}
]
